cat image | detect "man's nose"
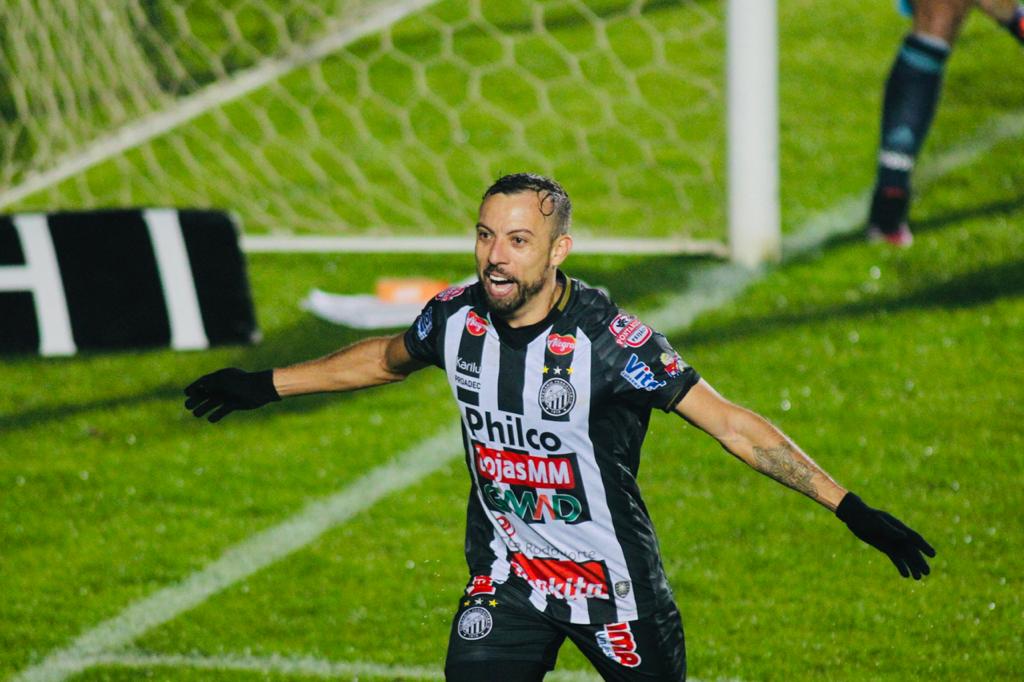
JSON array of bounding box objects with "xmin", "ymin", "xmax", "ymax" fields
[{"xmin": 487, "ymin": 237, "xmax": 507, "ymax": 265}]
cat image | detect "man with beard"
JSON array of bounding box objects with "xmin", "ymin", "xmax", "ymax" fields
[{"xmin": 185, "ymin": 173, "xmax": 935, "ymax": 681}]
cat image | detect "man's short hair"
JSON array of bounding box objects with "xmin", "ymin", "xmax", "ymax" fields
[{"xmin": 482, "ymin": 173, "xmax": 572, "ymax": 239}]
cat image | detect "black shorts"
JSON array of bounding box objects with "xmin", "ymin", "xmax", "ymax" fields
[{"xmin": 444, "ymin": 579, "xmax": 685, "ymax": 681}]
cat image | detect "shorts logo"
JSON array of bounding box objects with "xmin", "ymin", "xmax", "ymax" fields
[
  {"xmin": 457, "ymin": 607, "xmax": 493, "ymax": 641},
  {"xmin": 435, "ymin": 285, "xmax": 466, "ymax": 302},
  {"xmin": 621, "ymin": 353, "xmax": 667, "ymax": 392},
  {"xmin": 415, "ymin": 312, "xmax": 432, "ymax": 340},
  {"xmin": 660, "ymin": 351, "xmax": 685, "ymax": 378},
  {"xmin": 614, "ymin": 580, "xmax": 632, "ymax": 598},
  {"xmin": 538, "ymin": 377, "xmax": 575, "ymax": 417},
  {"xmin": 547, "ymin": 333, "xmax": 576, "ymax": 355},
  {"xmin": 466, "ymin": 310, "xmax": 488, "ymax": 336},
  {"xmin": 609, "ymin": 314, "xmax": 652, "ymax": 348},
  {"xmin": 467, "ymin": 575, "xmax": 496, "ymax": 596},
  {"xmin": 596, "ymin": 622, "xmax": 642, "ymax": 668}
]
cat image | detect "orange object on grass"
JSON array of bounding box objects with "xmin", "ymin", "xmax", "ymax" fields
[{"xmin": 375, "ymin": 278, "xmax": 449, "ymax": 304}]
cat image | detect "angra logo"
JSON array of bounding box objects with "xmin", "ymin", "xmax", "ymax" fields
[
  {"xmin": 466, "ymin": 310, "xmax": 488, "ymax": 336},
  {"xmin": 547, "ymin": 333, "xmax": 576, "ymax": 355}
]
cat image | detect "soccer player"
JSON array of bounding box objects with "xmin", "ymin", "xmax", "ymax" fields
[
  {"xmin": 867, "ymin": 0, "xmax": 1024, "ymax": 246},
  {"xmin": 185, "ymin": 174, "xmax": 935, "ymax": 681}
]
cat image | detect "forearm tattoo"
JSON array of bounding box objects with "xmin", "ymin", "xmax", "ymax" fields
[{"xmin": 752, "ymin": 443, "xmax": 818, "ymax": 499}]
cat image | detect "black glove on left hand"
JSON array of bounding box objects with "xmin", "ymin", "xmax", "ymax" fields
[
  {"xmin": 836, "ymin": 492, "xmax": 936, "ymax": 580},
  {"xmin": 184, "ymin": 368, "xmax": 280, "ymax": 423}
]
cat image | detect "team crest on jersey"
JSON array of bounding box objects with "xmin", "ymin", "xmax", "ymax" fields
[
  {"xmin": 614, "ymin": 580, "xmax": 632, "ymax": 598},
  {"xmin": 539, "ymin": 377, "xmax": 576, "ymax": 417},
  {"xmin": 596, "ymin": 622, "xmax": 642, "ymax": 668},
  {"xmin": 547, "ymin": 333, "xmax": 576, "ymax": 355},
  {"xmin": 465, "ymin": 310, "xmax": 489, "ymax": 336},
  {"xmin": 660, "ymin": 351, "xmax": 685, "ymax": 378},
  {"xmin": 457, "ymin": 607, "xmax": 493, "ymax": 640},
  {"xmin": 608, "ymin": 313, "xmax": 652, "ymax": 348},
  {"xmin": 435, "ymin": 284, "xmax": 467, "ymax": 302}
]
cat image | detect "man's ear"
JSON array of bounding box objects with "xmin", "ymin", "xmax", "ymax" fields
[{"xmin": 550, "ymin": 233, "xmax": 573, "ymax": 267}]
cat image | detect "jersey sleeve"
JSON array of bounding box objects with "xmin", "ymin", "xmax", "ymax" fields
[
  {"xmin": 604, "ymin": 312, "xmax": 700, "ymax": 412},
  {"xmin": 403, "ymin": 298, "xmax": 444, "ymax": 368}
]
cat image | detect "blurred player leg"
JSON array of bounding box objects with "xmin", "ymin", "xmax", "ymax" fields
[{"xmin": 867, "ymin": 0, "xmax": 971, "ymax": 246}]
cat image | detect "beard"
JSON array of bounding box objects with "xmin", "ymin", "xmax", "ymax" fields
[{"xmin": 479, "ymin": 265, "xmax": 548, "ymax": 317}]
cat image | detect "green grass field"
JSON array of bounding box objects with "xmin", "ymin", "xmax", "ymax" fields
[{"xmin": 2, "ymin": 0, "xmax": 1023, "ymax": 680}]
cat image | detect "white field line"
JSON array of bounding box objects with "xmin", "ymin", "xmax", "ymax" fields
[
  {"xmin": 83, "ymin": 650, "xmax": 610, "ymax": 682},
  {"xmin": 0, "ymin": 0, "xmax": 442, "ymax": 211},
  {"xmin": 12, "ymin": 424, "xmax": 463, "ymax": 682},
  {"xmin": 12, "ymin": 110, "xmax": 1023, "ymax": 681},
  {"xmin": 242, "ymin": 235, "xmax": 731, "ymax": 258}
]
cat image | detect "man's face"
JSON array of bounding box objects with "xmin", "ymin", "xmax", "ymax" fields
[{"xmin": 475, "ymin": 191, "xmax": 565, "ymax": 319}]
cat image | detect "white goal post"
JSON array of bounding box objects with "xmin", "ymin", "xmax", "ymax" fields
[{"xmin": 0, "ymin": 0, "xmax": 779, "ymax": 265}]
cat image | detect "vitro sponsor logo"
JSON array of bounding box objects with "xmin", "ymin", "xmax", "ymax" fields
[
  {"xmin": 546, "ymin": 333, "xmax": 576, "ymax": 355},
  {"xmin": 483, "ymin": 483, "xmax": 582, "ymax": 523},
  {"xmin": 596, "ymin": 622, "xmax": 642, "ymax": 668},
  {"xmin": 510, "ymin": 553, "xmax": 609, "ymax": 600},
  {"xmin": 608, "ymin": 313, "xmax": 652, "ymax": 348},
  {"xmin": 465, "ymin": 310, "xmax": 488, "ymax": 336},
  {"xmin": 475, "ymin": 444, "xmax": 575, "ymax": 488},
  {"xmin": 464, "ymin": 407, "xmax": 562, "ymax": 452},
  {"xmin": 620, "ymin": 353, "xmax": 666, "ymax": 392}
]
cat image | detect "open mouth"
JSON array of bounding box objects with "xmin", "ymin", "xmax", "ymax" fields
[{"xmin": 485, "ymin": 271, "xmax": 516, "ymax": 298}]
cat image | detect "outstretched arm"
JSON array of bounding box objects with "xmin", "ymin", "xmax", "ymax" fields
[
  {"xmin": 675, "ymin": 379, "xmax": 846, "ymax": 510},
  {"xmin": 185, "ymin": 332, "xmax": 426, "ymax": 422},
  {"xmin": 273, "ymin": 333, "xmax": 425, "ymax": 396},
  {"xmin": 675, "ymin": 379, "xmax": 936, "ymax": 579}
]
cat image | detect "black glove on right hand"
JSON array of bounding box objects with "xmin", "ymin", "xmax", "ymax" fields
[
  {"xmin": 184, "ymin": 368, "xmax": 280, "ymax": 423},
  {"xmin": 836, "ymin": 492, "xmax": 936, "ymax": 580}
]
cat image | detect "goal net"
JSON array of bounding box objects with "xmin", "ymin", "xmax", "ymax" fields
[{"xmin": 0, "ymin": 0, "xmax": 729, "ymax": 247}]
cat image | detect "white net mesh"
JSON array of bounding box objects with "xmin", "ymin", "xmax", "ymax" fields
[{"xmin": 0, "ymin": 0, "xmax": 724, "ymax": 240}]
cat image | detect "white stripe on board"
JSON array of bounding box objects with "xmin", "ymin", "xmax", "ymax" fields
[
  {"xmin": 144, "ymin": 209, "xmax": 210, "ymax": 350},
  {"xmin": 13, "ymin": 424, "xmax": 463, "ymax": 682},
  {"xmin": 13, "ymin": 109, "xmax": 1024, "ymax": 681},
  {"xmin": 0, "ymin": 215, "xmax": 77, "ymax": 356},
  {"xmin": 241, "ymin": 234, "xmax": 731, "ymax": 257},
  {"xmin": 84, "ymin": 650, "xmax": 613, "ymax": 682}
]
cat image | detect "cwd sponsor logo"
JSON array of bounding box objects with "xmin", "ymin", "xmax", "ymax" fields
[
  {"xmin": 596, "ymin": 622, "xmax": 642, "ymax": 668},
  {"xmin": 620, "ymin": 353, "xmax": 666, "ymax": 392},
  {"xmin": 475, "ymin": 444, "xmax": 576, "ymax": 489},
  {"xmin": 483, "ymin": 483, "xmax": 582, "ymax": 523},
  {"xmin": 435, "ymin": 284, "xmax": 466, "ymax": 302},
  {"xmin": 546, "ymin": 333, "xmax": 576, "ymax": 355},
  {"xmin": 466, "ymin": 310, "xmax": 488, "ymax": 336},
  {"xmin": 608, "ymin": 313, "xmax": 652, "ymax": 348},
  {"xmin": 510, "ymin": 553, "xmax": 609, "ymax": 600},
  {"xmin": 467, "ymin": 575, "xmax": 496, "ymax": 596}
]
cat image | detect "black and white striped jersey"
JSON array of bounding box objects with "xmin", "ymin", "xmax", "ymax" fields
[{"xmin": 404, "ymin": 272, "xmax": 700, "ymax": 625}]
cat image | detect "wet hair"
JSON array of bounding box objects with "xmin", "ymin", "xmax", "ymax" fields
[{"xmin": 482, "ymin": 173, "xmax": 572, "ymax": 239}]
